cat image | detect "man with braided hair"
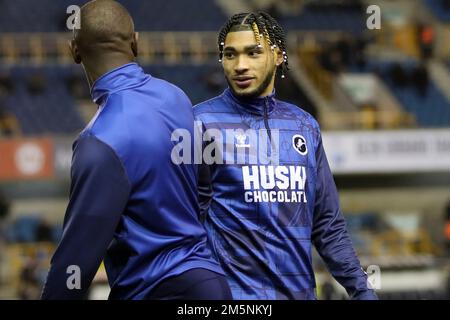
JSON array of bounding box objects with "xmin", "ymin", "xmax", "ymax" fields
[{"xmin": 193, "ymin": 12, "xmax": 377, "ymax": 300}]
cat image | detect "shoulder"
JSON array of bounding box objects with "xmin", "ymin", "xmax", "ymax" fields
[
  {"xmin": 151, "ymin": 76, "xmax": 192, "ymax": 106},
  {"xmin": 72, "ymin": 134, "xmax": 123, "ymax": 171},
  {"xmin": 70, "ymin": 135, "xmax": 131, "ymax": 191},
  {"xmin": 276, "ymin": 99, "xmax": 321, "ymax": 133},
  {"xmin": 78, "ymin": 99, "xmax": 132, "ymax": 168},
  {"xmin": 193, "ymin": 95, "xmax": 228, "ymax": 116}
]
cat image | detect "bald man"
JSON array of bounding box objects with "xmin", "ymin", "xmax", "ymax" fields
[{"xmin": 41, "ymin": 0, "xmax": 230, "ymax": 300}]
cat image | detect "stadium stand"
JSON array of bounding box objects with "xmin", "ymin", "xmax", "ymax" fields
[
  {"xmin": 278, "ymin": 2, "xmax": 366, "ymax": 34},
  {"xmin": 0, "ymin": 0, "xmax": 227, "ymax": 32},
  {"xmin": 351, "ymin": 60, "xmax": 450, "ymax": 127},
  {"xmin": 1, "ymin": 66, "xmax": 85, "ymax": 135}
]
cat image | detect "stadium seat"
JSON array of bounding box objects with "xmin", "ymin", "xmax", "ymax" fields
[{"xmin": 351, "ymin": 60, "xmax": 450, "ymax": 127}]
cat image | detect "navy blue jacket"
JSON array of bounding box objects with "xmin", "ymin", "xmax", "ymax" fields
[
  {"xmin": 193, "ymin": 88, "xmax": 377, "ymax": 300},
  {"xmin": 41, "ymin": 63, "xmax": 223, "ymax": 299}
]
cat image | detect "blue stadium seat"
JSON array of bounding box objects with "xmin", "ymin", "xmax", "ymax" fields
[
  {"xmin": 1, "ymin": 61, "xmax": 313, "ymax": 134},
  {"xmin": 8, "ymin": 216, "xmax": 41, "ymax": 242},
  {"xmin": 351, "ymin": 60, "xmax": 450, "ymax": 127},
  {"xmin": 278, "ymin": 5, "xmax": 365, "ymax": 34},
  {"xmin": 425, "ymin": 0, "xmax": 450, "ymax": 22},
  {"xmin": 144, "ymin": 64, "xmax": 227, "ymax": 104},
  {"xmin": 2, "ymin": 65, "xmax": 85, "ymax": 135}
]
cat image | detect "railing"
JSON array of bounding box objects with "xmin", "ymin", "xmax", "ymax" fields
[
  {"xmin": 0, "ymin": 30, "xmax": 355, "ymax": 65},
  {"xmin": 369, "ymin": 229, "xmax": 439, "ymax": 257},
  {"xmin": 297, "ymin": 47, "xmax": 334, "ymax": 100},
  {"xmin": 321, "ymin": 109, "xmax": 416, "ymax": 130},
  {"xmin": 0, "ymin": 32, "xmax": 220, "ymax": 65}
]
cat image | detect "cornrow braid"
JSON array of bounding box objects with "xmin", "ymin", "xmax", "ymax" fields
[
  {"xmin": 251, "ymin": 22, "xmax": 261, "ymax": 47},
  {"xmin": 217, "ymin": 11, "xmax": 289, "ymax": 79}
]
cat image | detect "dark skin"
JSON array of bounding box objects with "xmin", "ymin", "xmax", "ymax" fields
[{"xmin": 69, "ymin": 0, "xmax": 139, "ymax": 88}]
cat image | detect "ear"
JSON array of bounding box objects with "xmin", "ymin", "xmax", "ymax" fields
[
  {"xmin": 131, "ymin": 32, "xmax": 139, "ymax": 58},
  {"xmin": 69, "ymin": 39, "xmax": 82, "ymax": 64},
  {"xmin": 274, "ymin": 47, "xmax": 283, "ymax": 67}
]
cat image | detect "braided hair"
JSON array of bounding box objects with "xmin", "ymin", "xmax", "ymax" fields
[{"xmin": 218, "ymin": 12, "xmax": 289, "ymax": 79}]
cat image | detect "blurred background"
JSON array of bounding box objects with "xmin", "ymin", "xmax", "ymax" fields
[{"xmin": 0, "ymin": 0, "xmax": 449, "ymax": 300}]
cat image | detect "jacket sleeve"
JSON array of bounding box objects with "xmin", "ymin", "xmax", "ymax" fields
[
  {"xmin": 41, "ymin": 135, "xmax": 131, "ymax": 299},
  {"xmin": 196, "ymin": 119, "xmax": 213, "ymax": 222},
  {"xmin": 198, "ymin": 163, "xmax": 213, "ymax": 222},
  {"xmin": 311, "ymin": 135, "xmax": 378, "ymax": 300}
]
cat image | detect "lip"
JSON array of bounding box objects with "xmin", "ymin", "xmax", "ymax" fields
[{"xmin": 233, "ymin": 76, "xmax": 255, "ymax": 89}]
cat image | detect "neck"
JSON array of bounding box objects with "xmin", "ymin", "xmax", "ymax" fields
[
  {"xmin": 258, "ymin": 71, "xmax": 276, "ymax": 98},
  {"xmin": 259, "ymin": 81, "xmax": 275, "ymax": 98},
  {"xmin": 82, "ymin": 54, "xmax": 135, "ymax": 88}
]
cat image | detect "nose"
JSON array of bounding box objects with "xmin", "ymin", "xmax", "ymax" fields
[{"xmin": 234, "ymin": 55, "xmax": 249, "ymax": 74}]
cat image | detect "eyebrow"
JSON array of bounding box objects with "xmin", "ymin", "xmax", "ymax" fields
[{"xmin": 223, "ymin": 44, "xmax": 262, "ymax": 52}]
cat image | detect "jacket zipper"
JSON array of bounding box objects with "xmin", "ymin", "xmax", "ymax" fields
[
  {"xmin": 264, "ymin": 98, "xmax": 272, "ymax": 142},
  {"xmin": 264, "ymin": 98, "xmax": 275, "ymax": 163}
]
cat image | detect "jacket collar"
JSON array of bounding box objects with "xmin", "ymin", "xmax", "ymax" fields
[
  {"xmin": 91, "ymin": 62, "xmax": 150, "ymax": 105},
  {"xmin": 222, "ymin": 87, "xmax": 276, "ymax": 117}
]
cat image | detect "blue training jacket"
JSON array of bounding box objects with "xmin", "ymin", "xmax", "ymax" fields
[
  {"xmin": 41, "ymin": 63, "xmax": 224, "ymax": 299},
  {"xmin": 193, "ymin": 88, "xmax": 377, "ymax": 300}
]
